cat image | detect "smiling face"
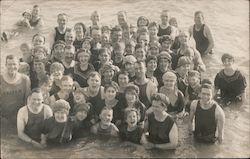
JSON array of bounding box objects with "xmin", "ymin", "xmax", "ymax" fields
[
  {"xmin": 54, "ymin": 111, "xmax": 68, "ymax": 123},
  {"xmin": 100, "ymin": 109, "xmax": 113, "ymax": 126},
  {"xmin": 125, "ymin": 90, "xmax": 137, "ymax": 104},
  {"xmin": 105, "ymin": 86, "xmax": 117, "ymax": 101},
  {"xmin": 29, "ymin": 92, "xmax": 44, "ymax": 111},
  {"xmin": 51, "ymin": 70, "xmax": 63, "ymax": 80},
  {"xmin": 152, "ymin": 100, "xmax": 165, "ymax": 114},
  {"xmin": 135, "ymin": 48, "xmax": 146, "ymax": 62},
  {"xmin": 103, "ymin": 69, "xmax": 114, "ymax": 81},
  {"xmin": 200, "ymin": 87, "xmax": 213, "ymax": 104},
  {"xmin": 33, "ymin": 35, "xmax": 45, "ymax": 46},
  {"xmin": 33, "ymin": 61, "xmax": 45, "ymax": 73},
  {"xmin": 65, "ymin": 31, "xmax": 75, "ymax": 45},
  {"xmin": 118, "ymin": 74, "xmax": 129, "ymax": 88},
  {"xmin": 64, "ymin": 48, "xmax": 74, "ymax": 64},
  {"xmin": 88, "ymin": 75, "xmax": 101, "ymax": 91},
  {"xmin": 54, "ymin": 45, "xmax": 65, "ymax": 61},
  {"xmin": 60, "ymin": 80, "xmax": 73, "ymax": 93},
  {"xmin": 188, "ymin": 76, "xmax": 199, "ymax": 87},
  {"xmin": 74, "ymin": 24, "xmax": 84, "ymax": 39},
  {"xmin": 78, "ymin": 52, "xmax": 90, "ymax": 65},
  {"xmin": 158, "ymin": 58, "xmax": 169, "ymax": 71},
  {"xmin": 126, "ymin": 111, "xmax": 138, "ymax": 127},
  {"xmin": 6, "ymin": 59, "xmax": 19, "ymax": 75},
  {"xmin": 57, "ymin": 14, "xmax": 67, "ymax": 28},
  {"xmin": 163, "ymin": 77, "xmax": 176, "ymax": 90},
  {"xmin": 223, "ymin": 58, "xmax": 234, "ymax": 69},
  {"xmin": 99, "ymin": 51, "xmax": 110, "ymax": 64},
  {"xmin": 147, "ymin": 59, "xmax": 157, "ymax": 72},
  {"xmin": 73, "ymin": 92, "xmax": 86, "ymax": 104},
  {"xmin": 76, "ymin": 110, "xmax": 88, "ymax": 121}
]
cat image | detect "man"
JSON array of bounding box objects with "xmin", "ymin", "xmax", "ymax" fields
[
  {"xmin": 189, "ymin": 11, "xmax": 214, "ymax": 56},
  {"xmin": 17, "ymin": 88, "xmax": 53, "ymax": 148},
  {"xmin": 189, "ymin": 81, "xmax": 225, "ymax": 143},
  {"xmin": 133, "ymin": 61, "xmax": 157, "ymax": 108},
  {"xmin": 0, "ymin": 55, "xmax": 31, "ymax": 125}
]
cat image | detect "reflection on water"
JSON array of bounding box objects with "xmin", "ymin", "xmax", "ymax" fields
[{"xmin": 1, "ymin": 0, "xmax": 249, "ymax": 158}]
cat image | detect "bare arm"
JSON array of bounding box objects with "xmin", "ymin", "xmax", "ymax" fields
[
  {"xmin": 215, "ymin": 105, "xmax": 225, "ymax": 143},
  {"xmin": 17, "ymin": 107, "xmax": 32, "ymax": 143},
  {"xmin": 188, "ymin": 100, "xmax": 197, "ymax": 133},
  {"xmin": 188, "ymin": 25, "xmax": 193, "ymax": 38},
  {"xmin": 203, "ymin": 25, "xmax": 214, "ymax": 54}
]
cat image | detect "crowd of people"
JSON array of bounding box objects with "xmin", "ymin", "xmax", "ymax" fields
[{"xmin": 0, "ymin": 5, "xmax": 247, "ymax": 150}]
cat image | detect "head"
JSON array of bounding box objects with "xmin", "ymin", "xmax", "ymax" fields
[
  {"xmin": 73, "ymin": 88, "xmax": 87, "ymax": 104},
  {"xmin": 124, "ymin": 108, "xmax": 140, "ymax": 127},
  {"xmin": 111, "ymin": 25, "xmax": 123, "ymax": 43},
  {"xmin": 33, "ymin": 46, "xmax": 47, "ymax": 61},
  {"xmin": 125, "ymin": 40, "xmax": 136, "ymax": 55},
  {"xmin": 32, "ymin": 34, "xmax": 45, "ymax": 47},
  {"xmin": 65, "ymin": 29, "xmax": 75, "ymax": 45},
  {"xmin": 33, "ymin": 59, "xmax": 46, "ymax": 73},
  {"xmin": 188, "ymin": 70, "xmax": 200, "ymax": 87},
  {"xmin": 157, "ymin": 51, "xmax": 172, "ymax": 71},
  {"xmin": 52, "ymin": 40, "xmax": 66, "ymax": 61},
  {"xmin": 169, "ymin": 17, "xmax": 178, "ymax": 27},
  {"xmin": 77, "ymin": 49, "xmax": 91, "ymax": 65},
  {"xmin": 90, "ymin": 11, "xmax": 100, "ymax": 25},
  {"xmin": 60, "ymin": 75, "xmax": 74, "ymax": 93},
  {"xmin": 221, "ymin": 53, "xmax": 234, "ymax": 69},
  {"xmin": 99, "ymin": 107, "xmax": 113, "ymax": 126},
  {"xmin": 74, "ymin": 22, "xmax": 86, "ymax": 39},
  {"xmin": 100, "ymin": 64, "xmax": 116, "ymax": 81},
  {"xmin": 162, "ymin": 71, "xmax": 177, "ymax": 90},
  {"xmin": 137, "ymin": 16, "xmax": 149, "ymax": 28},
  {"xmin": 151, "ymin": 93, "xmax": 169, "ymax": 114},
  {"xmin": 87, "ymin": 71, "xmax": 101, "ymax": 91},
  {"xmin": 64, "ymin": 45, "xmax": 75, "ymax": 64},
  {"xmin": 53, "ymin": 99, "xmax": 70, "ymax": 123},
  {"xmin": 124, "ymin": 84, "xmax": 140, "ymax": 104},
  {"xmin": 116, "ymin": 71, "xmax": 129, "ymax": 88},
  {"xmin": 39, "ymin": 75, "xmax": 53, "ymax": 93},
  {"xmin": 28, "ymin": 88, "xmax": 44, "ymax": 110},
  {"xmin": 159, "ymin": 35, "xmax": 173, "ymax": 51},
  {"xmin": 18, "ymin": 62, "xmax": 30, "ymax": 76},
  {"xmin": 176, "ymin": 56, "xmax": 192, "ymax": 74},
  {"xmin": 135, "ymin": 44, "xmax": 146, "ymax": 62},
  {"xmin": 148, "ymin": 22, "xmax": 158, "ymax": 37},
  {"xmin": 117, "ymin": 11, "xmax": 127, "ymax": 26},
  {"xmin": 101, "ymin": 33, "xmax": 110, "ymax": 45},
  {"xmin": 134, "ymin": 61, "xmax": 147, "ymax": 78},
  {"xmin": 160, "ymin": 10, "xmax": 170, "ymax": 25},
  {"xmin": 200, "ymin": 80, "xmax": 213, "ymax": 104},
  {"xmin": 179, "ymin": 30, "xmax": 190, "ymax": 46},
  {"xmin": 91, "ymin": 26, "xmax": 101, "ymax": 43},
  {"xmin": 146, "ymin": 55, "xmax": 157, "ymax": 72},
  {"xmin": 183, "ymin": 47, "xmax": 195, "ymax": 60},
  {"xmin": 194, "ymin": 11, "xmax": 205, "ymax": 25},
  {"xmin": 50, "ymin": 62, "xmax": 65, "ymax": 80},
  {"xmin": 5, "ymin": 55, "xmax": 20, "ymax": 75},
  {"xmin": 75, "ymin": 103, "xmax": 90, "ymax": 121},
  {"xmin": 57, "ymin": 13, "xmax": 68, "ymax": 28},
  {"xmin": 101, "ymin": 25, "xmax": 111, "ymax": 35},
  {"xmin": 104, "ymin": 82, "xmax": 119, "ymax": 101},
  {"xmin": 31, "ymin": 5, "xmax": 40, "ymax": 18},
  {"xmin": 82, "ymin": 37, "xmax": 92, "ymax": 50},
  {"xmin": 20, "ymin": 43, "xmax": 31, "ymax": 54},
  {"xmin": 123, "ymin": 55, "xmax": 137, "ymax": 74},
  {"xmin": 138, "ymin": 33, "xmax": 149, "ymax": 47},
  {"xmin": 148, "ymin": 41, "xmax": 160, "ymax": 56},
  {"xmin": 99, "ymin": 48, "xmax": 111, "ymax": 64},
  {"xmin": 113, "ymin": 42, "xmax": 125, "ymax": 59},
  {"xmin": 22, "ymin": 10, "xmax": 31, "ymax": 20}
]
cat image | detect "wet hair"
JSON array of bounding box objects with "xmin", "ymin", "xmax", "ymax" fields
[
  {"xmin": 201, "ymin": 79, "xmax": 213, "ymax": 90},
  {"xmin": 33, "ymin": 5, "xmax": 39, "ymax": 8},
  {"xmin": 52, "ymin": 40, "xmax": 66, "ymax": 50},
  {"xmin": 5, "ymin": 54, "xmax": 19, "ymax": 65},
  {"xmin": 159, "ymin": 35, "xmax": 173, "ymax": 44},
  {"xmin": 124, "ymin": 84, "xmax": 140, "ymax": 96},
  {"xmin": 221, "ymin": 53, "xmax": 234, "ymax": 63},
  {"xmin": 50, "ymin": 62, "xmax": 65, "ymax": 74},
  {"xmin": 137, "ymin": 16, "xmax": 149, "ymax": 27},
  {"xmin": 104, "ymin": 81, "xmax": 119, "ymax": 92},
  {"xmin": 145, "ymin": 55, "xmax": 157, "ymax": 66},
  {"xmin": 53, "ymin": 99, "xmax": 70, "ymax": 114},
  {"xmin": 151, "ymin": 93, "xmax": 170, "ymax": 108},
  {"xmin": 32, "ymin": 34, "xmax": 46, "ymax": 44},
  {"xmin": 87, "ymin": 71, "xmax": 101, "ymax": 80},
  {"xmin": 194, "ymin": 11, "xmax": 204, "ymax": 19},
  {"xmin": 77, "ymin": 48, "xmax": 91, "ymax": 60},
  {"xmin": 100, "ymin": 107, "xmax": 113, "ymax": 115}
]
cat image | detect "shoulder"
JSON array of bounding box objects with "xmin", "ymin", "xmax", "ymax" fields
[
  {"xmin": 17, "ymin": 106, "xmax": 28, "ymax": 116},
  {"xmin": 177, "ymin": 90, "xmax": 184, "ymax": 97},
  {"xmin": 111, "ymin": 123, "xmax": 119, "ymax": 131},
  {"xmin": 43, "ymin": 104, "xmax": 53, "ymax": 113},
  {"xmin": 190, "ymin": 100, "xmax": 199, "ymax": 111}
]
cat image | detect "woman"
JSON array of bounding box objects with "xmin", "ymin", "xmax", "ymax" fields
[{"xmin": 144, "ymin": 93, "xmax": 178, "ymax": 150}]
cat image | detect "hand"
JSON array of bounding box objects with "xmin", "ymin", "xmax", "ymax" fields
[{"xmin": 31, "ymin": 140, "xmax": 46, "ymax": 149}]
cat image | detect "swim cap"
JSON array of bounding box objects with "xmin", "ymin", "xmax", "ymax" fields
[
  {"xmin": 52, "ymin": 99, "xmax": 71, "ymax": 115},
  {"xmin": 162, "ymin": 71, "xmax": 177, "ymax": 80}
]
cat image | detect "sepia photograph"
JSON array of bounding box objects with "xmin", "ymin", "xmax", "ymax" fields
[{"xmin": 0, "ymin": 0, "xmax": 249, "ymax": 158}]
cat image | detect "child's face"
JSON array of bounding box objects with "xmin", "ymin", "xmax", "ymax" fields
[
  {"xmin": 33, "ymin": 36, "xmax": 44, "ymax": 46},
  {"xmin": 200, "ymin": 88, "xmax": 213, "ymax": 104},
  {"xmin": 149, "ymin": 47, "xmax": 159, "ymax": 56},
  {"xmin": 82, "ymin": 41, "xmax": 91, "ymax": 50},
  {"xmin": 149, "ymin": 26, "xmax": 158, "ymax": 36},
  {"xmin": 99, "ymin": 52, "xmax": 110, "ymax": 64},
  {"xmin": 21, "ymin": 46, "xmax": 30, "ymax": 54},
  {"xmin": 91, "ymin": 29, "xmax": 101, "ymax": 42},
  {"xmin": 74, "ymin": 92, "xmax": 86, "ymax": 104},
  {"xmin": 23, "ymin": 12, "xmax": 31, "ymax": 20},
  {"xmin": 159, "ymin": 58, "xmax": 169, "ymax": 71},
  {"xmin": 188, "ymin": 76, "xmax": 199, "ymax": 87},
  {"xmin": 54, "ymin": 111, "xmax": 68, "ymax": 123},
  {"xmin": 103, "ymin": 69, "xmax": 114, "ymax": 80},
  {"xmin": 76, "ymin": 111, "xmax": 88, "ymax": 121},
  {"xmin": 54, "ymin": 46, "xmax": 65, "ymax": 61},
  {"xmin": 147, "ymin": 60, "xmax": 157, "ymax": 72},
  {"xmin": 126, "ymin": 111, "xmax": 138, "ymax": 127},
  {"xmin": 114, "ymin": 49, "xmax": 124, "ymax": 59},
  {"xmin": 125, "ymin": 45, "xmax": 134, "ymax": 55},
  {"xmin": 161, "ymin": 41, "xmax": 172, "ymax": 50},
  {"xmin": 135, "ymin": 48, "xmax": 146, "ymax": 62},
  {"xmin": 34, "ymin": 51, "xmax": 46, "ymax": 60},
  {"xmin": 88, "ymin": 76, "xmax": 101, "ymax": 90},
  {"xmin": 64, "ymin": 49, "xmax": 74, "ymax": 63},
  {"xmin": 180, "ymin": 64, "xmax": 191, "ymax": 73},
  {"xmin": 40, "ymin": 81, "xmax": 53, "ymax": 92},
  {"xmin": 113, "ymin": 31, "xmax": 122, "ymax": 42},
  {"xmin": 139, "ymin": 34, "xmax": 149, "ymax": 46},
  {"xmin": 65, "ymin": 32, "xmax": 74, "ymax": 45},
  {"xmin": 100, "ymin": 110, "xmax": 113, "ymax": 126},
  {"xmin": 105, "ymin": 87, "xmax": 117, "ymax": 101},
  {"xmin": 33, "ymin": 61, "xmax": 45, "ymax": 73},
  {"xmin": 78, "ymin": 52, "xmax": 90, "ymax": 64},
  {"xmin": 61, "ymin": 80, "xmax": 73, "ymax": 92},
  {"xmin": 51, "ymin": 70, "xmax": 63, "ymax": 80},
  {"xmin": 101, "ymin": 34, "xmax": 109, "ymax": 44},
  {"xmin": 163, "ymin": 78, "xmax": 176, "ymax": 89},
  {"xmin": 118, "ymin": 74, "xmax": 129, "ymax": 87},
  {"xmin": 138, "ymin": 18, "xmax": 147, "ymax": 27},
  {"xmin": 125, "ymin": 91, "xmax": 137, "ymax": 104},
  {"xmin": 134, "ymin": 63, "xmax": 146, "ymax": 77},
  {"xmin": 223, "ymin": 58, "xmax": 234, "ymax": 68}
]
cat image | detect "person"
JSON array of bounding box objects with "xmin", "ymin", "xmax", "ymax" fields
[
  {"xmin": 145, "ymin": 55, "xmax": 158, "ymax": 88},
  {"xmin": 94, "ymin": 47, "xmax": 112, "ymax": 71},
  {"xmin": 29, "ymin": 5, "xmax": 44, "ymax": 28},
  {"xmin": 159, "ymin": 35, "xmax": 174, "ymax": 53},
  {"xmin": 0, "ymin": 55, "xmax": 31, "ymax": 125},
  {"xmin": 49, "ymin": 13, "xmax": 71, "ymax": 47},
  {"xmin": 91, "ymin": 107, "xmax": 119, "ymax": 137},
  {"xmin": 73, "ymin": 22, "xmax": 86, "ymax": 52},
  {"xmin": 148, "ymin": 22, "xmax": 159, "ymax": 43},
  {"xmin": 99, "ymin": 63, "xmax": 119, "ymax": 86},
  {"xmin": 50, "ymin": 40, "xmax": 66, "ymax": 63},
  {"xmin": 134, "ymin": 61, "xmax": 158, "ymax": 109},
  {"xmin": 144, "ymin": 93, "xmax": 178, "ymax": 150},
  {"xmin": 124, "ymin": 39, "xmax": 136, "ymax": 56},
  {"xmin": 49, "ymin": 62, "xmax": 65, "ymax": 95},
  {"xmin": 112, "ymin": 42, "xmax": 125, "ymax": 68},
  {"xmin": 64, "ymin": 29, "xmax": 75, "ymax": 46},
  {"xmin": 119, "ymin": 108, "xmax": 146, "ymax": 144},
  {"xmin": 159, "ymin": 71, "xmax": 185, "ymax": 117},
  {"xmin": 148, "ymin": 40, "xmax": 160, "ymax": 56},
  {"xmin": 19, "ymin": 43, "xmax": 32, "ymax": 63},
  {"xmin": 101, "ymin": 32, "xmax": 112, "ymax": 52},
  {"xmin": 41, "ymin": 99, "xmax": 73, "ymax": 146},
  {"xmin": 31, "ymin": 34, "xmax": 49, "ymax": 57},
  {"xmin": 117, "ymin": 11, "xmax": 129, "ymax": 31},
  {"xmin": 123, "ymin": 55, "xmax": 137, "ymax": 82},
  {"xmin": 189, "ymin": 81, "xmax": 225, "ymax": 143},
  {"xmin": 17, "ymin": 88, "xmax": 52, "ymax": 148},
  {"xmin": 111, "ymin": 25, "xmax": 123, "ymax": 45},
  {"xmin": 134, "ymin": 44, "xmax": 147, "ymax": 62},
  {"xmin": 73, "ymin": 49, "xmax": 95, "ymax": 87},
  {"xmin": 183, "ymin": 47, "xmax": 206, "ymax": 72},
  {"xmin": 62, "ymin": 45, "xmax": 75, "ymax": 76},
  {"xmin": 214, "ymin": 53, "xmax": 247, "ymax": 106},
  {"xmin": 39, "ymin": 75, "xmax": 53, "ymax": 105},
  {"xmin": 188, "ymin": 11, "xmax": 214, "ymax": 56},
  {"xmin": 86, "ymin": 11, "xmax": 101, "ymax": 36},
  {"xmin": 116, "ymin": 70, "xmax": 130, "ymax": 94},
  {"xmin": 18, "ymin": 62, "xmax": 30, "ymax": 76},
  {"xmin": 16, "ymin": 10, "xmax": 32, "ymax": 29}
]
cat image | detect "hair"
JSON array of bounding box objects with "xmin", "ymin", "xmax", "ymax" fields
[
  {"xmin": 57, "ymin": 13, "xmax": 68, "ymax": 19},
  {"xmin": 5, "ymin": 54, "xmax": 19, "ymax": 65},
  {"xmin": 201, "ymin": 79, "xmax": 213, "ymax": 91},
  {"xmin": 52, "ymin": 40, "xmax": 66, "ymax": 50},
  {"xmin": 32, "ymin": 34, "xmax": 46, "ymax": 44},
  {"xmin": 52, "ymin": 99, "xmax": 71, "ymax": 114},
  {"xmin": 99, "ymin": 47, "xmax": 111, "ymax": 56},
  {"xmin": 39, "ymin": 75, "xmax": 53, "ymax": 87},
  {"xmin": 159, "ymin": 35, "xmax": 173, "ymax": 44},
  {"xmin": 194, "ymin": 11, "xmax": 204, "ymax": 19},
  {"xmin": 124, "ymin": 84, "xmax": 140, "ymax": 97},
  {"xmin": 90, "ymin": 11, "xmax": 100, "ymax": 21},
  {"xmin": 145, "ymin": 55, "xmax": 157, "ymax": 66},
  {"xmin": 29, "ymin": 87, "xmax": 43, "ymax": 97},
  {"xmin": 148, "ymin": 22, "xmax": 158, "ymax": 29},
  {"xmin": 169, "ymin": 17, "xmax": 178, "ymax": 27},
  {"xmin": 104, "ymin": 81, "xmax": 119, "ymax": 92},
  {"xmin": 65, "ymin": 45, "xmax": 75, "ymax": 53},
  {"xmin": 33, "ymin": 45, "xmax": 47, "ymax": 54},
  {"xmin": 101, "ymin": 25, "xmax": 111, "ymax": 33},
  {"xmin": 221, "ymin": 53, "xmax": 234, "ymax": 63},
  {"xmin": 74, "ymin": 22, "xmax": 86, "ymax": 34},
  {"xmin": 87, "ymin": 71, "xmax": 101, "ymax": 80},
  {"xmin": 100, "ymin": 106, "xmax": 113, "ymax": 115},
  {"xmin": 61, "ymin": 75, "xmax": 73, "ymax": 83},
  {"xmin": 113, "ymin": 42, "xmax": 125, "ymax": 50},
  {"xmin": 151, "ymin": 93, "xmax": 169, "ymax": 108},
  {"xmin": 111, "ymin": 25, "xmax": 123, "ymax": 33},
  {"xmin": 137, "ymin": 16, "xmax": 149, "ymax": 27},
  {"xmin": 33, "ymin": 5, "xmax": 39, "ymax": 8},
  {"xmin": 50, "ymin": 62, "xmax": 65, "ymax": 74},
  {"xmin": 124, "ymin": 107, "xmax": 141, "ymax": 123}
]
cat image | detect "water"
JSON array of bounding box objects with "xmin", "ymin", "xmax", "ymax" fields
[{"xmin": 1, "ymin": 0, "xmax": 249, "ymax": 158}]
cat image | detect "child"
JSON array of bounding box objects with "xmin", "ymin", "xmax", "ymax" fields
[
  {"xmin": 159, "ymin": 35, "xmax": 174, "ymax": 53},
  {"xmin": 41, "ymin": 99, "xmax": 73, "ymax": 146},
  {"xmin": 183, "ymin": 47, "xmax": 206, "ymax": 72},
  {"xmin": 99, "ymin": 63, "xmax": 119, "ymax": 86},
  {"xmin": 91, "ymin": 107, "xmax": 119, "ymax": 137},
  {"xmin": 94, "ymin": 48, "xmax": 112, "ymax": 71},
  {"xmin": 19, "ymin": 43, "xmax": 32, "ymax": 63},
  {"xmin": 148, "ymin": 40, "xmax": 160, "ymax": 56},
  {"xmin": 39, "ymin": 75, "xmax": 53, "ymax": 105},
  {"xmin": 125, "ymin": 39, "xmax": 136, "ymax": 56},
  {"xmin": 32, "ymin": 34, "xmax": 49, "ymax": 56},
  {"xmin": 119, "ymin": 108, "xmax": 146, "ymax": 144},
  {"xmin": 214, "ymin": 53, "xmax": 247, "ymax": 106},
  {"xmin": 148, "ymin": 22, "xmax": 159, "ymax": 43}
]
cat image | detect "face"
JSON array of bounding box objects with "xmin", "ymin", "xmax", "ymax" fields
[
  {"xmin": 99, "ymin": 52, "xmax": 110, "ymax": 64},
  {"xmin": 125, "ymin": 45, "xmax": 135, "ymax": 55},
  {"xmin": 139, "ymin": 34, "xmax": 149, "ymax": 46},
  {"xmin": 152, "ymin": 100, "xmax": 165, "ymax": 114},
  {"xmin": 149, "ymin": 26, "xmax": 158, "ymax": 36},
  {"xmin": 21, "ymin": 46, "xmax": 30, "ymax": 54},
  {"xmin": 54, "ymin": 45, "xmax": 65, "ymax": 61},
  {"xmin": 100, "ymin": 110, "xmax": 113, "ymax": 126},
  {"xmin": 200, "ymin": 88, "xmax": 212, "ymax": 104},
  {"xmin": 76, "ymin": 111, "xmax": 88, "ymax": 121},
  {"xmin": 169, "ymin": 19, "xmax": 178, "ymax": 27},
  {"xmin": 118, "ymin": 74, "xmax": 129, "ymax": 87},
  {"xmin": 179, "ymin": 64, "xmax": 191, "ymax": 74},
  {"xmin": 147, "ymin": 60, "xmax": 157, "ymax": 71},
  {"xmin": 54, "ymin": 111, "xmax": 67, "ymax": 123},
  {"xmin": 161, "ymin": 11, "xmax": 169, "ymax": 24},
  {"xmin": 24, "ymin": 13, "xmax": 31, "ymax": 20},
  {"xmin": 223, "ymin": 58, "xmax": 234, "ymax": 68},
  {"xmin": 33, "ymin": 61, "xmax": 45, "ymax": 73},
  {"xmin": 135, "ymin": 63, "xmax": 146, "ymax": 77},
  {"xmin": 91, "ymin": 29, "xmax": 101, "ymax": 42},
  {"xmin": 125, "ymin": 63, "xmax": 134, "ymax": 73},
  {"xmin": 149, "ymin": 47, "xmax": 159, "ymax": 56},
  {"xmin": 103, "ymin": 69, "xmax": 114, "ymax": 80},
  {"xmin": 188, "ymin": 76, "xmax": 199, "ymax": 87},
  {"xmin": 163, "ymin": 77, "xmax": 176, "ymax": 89},
  {"xmin": 78, "ymin": 52, "xmax": 90, "ymax": 64},
  {"xmin": 138, "ymin": 18, "xmax": 148, "ymax": 27},
  {"xmin": 40, "ymin": 81, "xmax": 53, "ymax": 93},
  {"xmin": 101, "ymin": 34, "xmax": 110, "ymax": 44},
  {"xmin": 88, "ymin": 75, "xmax": 101, "ymax": 90},
  {"xmin": 179, "ymin": 33, "xmax": 189, "ymax": 45},
  {"xmin": 33, "ymin": 36, "xmax": 44, "ymax": 46},
  {"xmin": 74, "ymin": 24, "xmax": 84, "ymax": 39},
  {"xmin": 118, "ymin": 12, "xmax": 126, "ymax": 25},
  {"xmin": 51, "ymin": 70, "xmax": 63, "ymax": 80},
  {"xmin": 194, "ymin": 13, "xmax": 204, "ymax": 25},
  {"xmin": 125, "ymin": 91, "xmax": 137, "ymax": 104},
  {"xmin": 18, "ymin": 65, "xmax": 30, "ymax": 76},
  {"xmin": 126, "ymin": 111, "xmax": 138, "ymax": 127},
  {"xmin": 123, "ymin": 30, "xmax": 130, "ymax": 41},
  {"xmin": 34, "ymin": 51, "xmax": 46, "ymax": 60},
  {"xmin": 105, "ymin": 87, "xmax": 117, "ymax": 100},
  {"xmin": 32, "ymin": 7, "xmax": 39, "ymax": 17},
  {"xmin": 64, "ymin": 49, "xmax": 74, "ymax": 63},
  {"xmin": 113, "ymin": 31, "xmax": 122, "ymax": 42},
  {"xmin": 159, "ymin": 58, "xmax": 169, "ymax": 71},
  {"xmin": 61, "ymin": 80, "xmax": 73, "ymax": 92},
  {"xmin": 114, "ymin": 49, "xmax": 124, "ymax": 59},
  {"xmin": 29, "ymin": 92, "xmax": 43, "ymax": 109},
  {"xmin": 135, "ymin": 48, "xmax": 146, "ymax": 62},
  {"xmin": 161, "ymin": 41, "xmax": 172, "ymax": 50},
  {"xmin": 6, "ymin": 59, "xmax": 19, "ymax": 75},
  {"xmin": 65, "ymin": 32, "xmax": 74, "ymax": 45},
  {"xmin": 74, "ymin": 92, "xmax": 86, "ymax": 104},
  {"xmin": 57, "ymin": 15, "xmax": 67, "ymax": 28},
  {"xmin": 82, "ymin": 41, "xmax": 91, "ymax": 50}
]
